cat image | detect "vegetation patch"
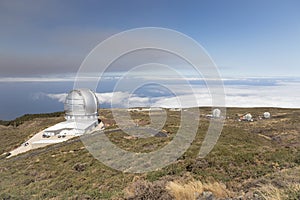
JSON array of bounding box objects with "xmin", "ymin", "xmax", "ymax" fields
[{"xmin": 0, "ymin": 108, "xmax": 299, "ymax": 199}]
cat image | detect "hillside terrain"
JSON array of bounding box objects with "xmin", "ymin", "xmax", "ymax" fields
[{"xmin": 0, "ymin": 108, "xmax": 299, "ymax": 199}]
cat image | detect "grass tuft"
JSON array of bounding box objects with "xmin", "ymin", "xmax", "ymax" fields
[
  {"xmin": 166, "ymin": 179, "xmax": 232, "ymax": 199},
  {"xmin": 258, "ymin": 183, "xmax": 300, "ymax": 200}
]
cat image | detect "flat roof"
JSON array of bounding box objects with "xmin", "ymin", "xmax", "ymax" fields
[{"xmin": 44, "ymin": 120, "xmax": 97, "ymax": 132}]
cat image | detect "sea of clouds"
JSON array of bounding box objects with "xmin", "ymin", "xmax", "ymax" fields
[{"xmin": 42, "ymin": 77, "xmax": 300, "ymax": 109}]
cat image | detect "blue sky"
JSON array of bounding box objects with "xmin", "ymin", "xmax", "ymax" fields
[
  {"xmin": 1, "ymin": 0, "xmax": 300, "ymax": 120},
  {"xmin": 0, "ymin": 0, "xmax": 299, "ymax": 77}
]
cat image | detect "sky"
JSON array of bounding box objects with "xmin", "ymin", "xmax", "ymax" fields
[
  {"xmin": 0, "ymin": 0, "xmax": 300, "ymax": 120},
  {"xmin": 1, "ymin": 0, "xmax": 299, "ymax": 77}
]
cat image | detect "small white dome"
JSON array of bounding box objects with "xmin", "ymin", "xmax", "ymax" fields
[
  {"xmin": 263, "ymin": 112, "xmax": 271, "ymax": 119},
  {"xmin": 245, "ymin": 113, "xmax": 252, "ymax": 121},
  {"xmin": 64, "ymin": 88, "xmax": 99, "ymax": 118},
  {"xmin": 212, "ymin": 109, "xmax": 221, "ymax": 118}
]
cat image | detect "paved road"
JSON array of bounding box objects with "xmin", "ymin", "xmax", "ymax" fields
[
  {"xmin": 0, "ymin": 128, "xmax": 121, "ymax": 164},
  {"xmin": 1, "ymin": 125, "xmax": 172, "ymax": 164}
]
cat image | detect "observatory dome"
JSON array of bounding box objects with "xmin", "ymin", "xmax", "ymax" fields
[
  {"xmin": 212, "ymin": 108, "xmax": 221, "ymax": 118},
  {"xmin": 64, "ymin": 89, "xmax": 99, "ymax": 120},
  {"xmin": 263, "ymin": 112, "xmax": 271, "ymax": 119},
  {"xmin": 245, "ymin": 113, "xmax": 253, "ymax": 121}
]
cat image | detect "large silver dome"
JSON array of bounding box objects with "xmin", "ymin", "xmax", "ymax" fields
[{"xmin": 64, "ymin": 88, "xmax": 99, "ymax": 119}]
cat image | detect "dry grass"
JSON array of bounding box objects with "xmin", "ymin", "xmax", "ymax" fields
[
  {"xmin": 166, "ymin": 179, "xmax": 232, "ymax": 199},
  {"xmin": 166, "ymin": 181, "xmax": 202, "ymax": 200},
  {"xmin": 259, "ymin": 185, "xmax": 283, "ymax": 200},
  {"xmin": 258, "ymin": 183, "xmax": 300, "ymax": 200}
]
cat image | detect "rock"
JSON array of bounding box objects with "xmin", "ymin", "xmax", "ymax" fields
[
  {"xmin": 203, "ymin": 191, "xmax": 214, "ymax": 200},
  {"xmin": 235, "ymin": 195, "xmax": 244, "ymax": 200},
  {"xmin": 197, "ymin": 191, "xmax": 215, "ymax": 200}
]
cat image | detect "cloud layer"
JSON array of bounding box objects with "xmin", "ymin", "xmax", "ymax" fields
[{"xmin": 42, "ymin": 78, "xmax": 300, "ymax": 108}]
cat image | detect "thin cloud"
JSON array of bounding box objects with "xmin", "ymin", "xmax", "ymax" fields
[
  {"xmin": 46, "ymin": 93, "xmax": 68, "ymax": 103},
  {"xmin": 40, "ymin": 83, "xmax": 300, "ymax": 109}
]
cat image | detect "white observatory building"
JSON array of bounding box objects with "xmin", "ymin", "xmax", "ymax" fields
[
  {"xmin": 43, "ymin": 88, "xmax": 101, "ymax": 137},
  {"xmin": 8, "ymin": 88, "xmax": 103, "ymax": 157}
]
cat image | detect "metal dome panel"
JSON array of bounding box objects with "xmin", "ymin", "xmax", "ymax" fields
[{"xmin": 64, "ymin": 88, "xmax": 99, "ymax": 118}]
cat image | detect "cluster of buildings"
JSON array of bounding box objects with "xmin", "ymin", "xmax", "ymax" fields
[
  {"xmin": 238, "ymin": 112, "xmax": 271, "ymax": 122},
  {"xmin": 205, "ymin": 109, "xmax": 271, "ymax": 122},
  {"xmin": 8, "ymin": 88, "xmax": 273, "ymax": 157}
]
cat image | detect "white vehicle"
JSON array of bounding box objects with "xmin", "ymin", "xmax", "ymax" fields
[{"xmin": 57, "ymin": 132, "xmax": 67, "ymax": 138}]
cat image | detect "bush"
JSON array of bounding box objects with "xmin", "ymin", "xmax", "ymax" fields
[
  {"xmin": 125, "ymin": 180, "xmax": 172, "ymax": 200},
  {"xmin": 73, "ymin": 163, "xmax": 86, "ymax": 172}
]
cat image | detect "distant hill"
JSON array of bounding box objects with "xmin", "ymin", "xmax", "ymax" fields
[{"xmin": 0, "ymin": 112, "xmax": 64, "ymax": 127}]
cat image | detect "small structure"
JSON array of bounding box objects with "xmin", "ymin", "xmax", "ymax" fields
[
  {"xmin": 206, "ymin": 108, "xmax": 221, "ymax": 119},
  {"xmin": 212, "ymin": 108, "xmax": 221, "ymax": 118},
  {"xmin": 127, "ymin": 108, "xmax": 142, "ymax": 112},
  {"xmin": 263, "ymin": 112, "xmax": 271, "ymax": 119},
  {"xmin": 239, "ymin": 113, "xmax": 253, "ymax": 122}
]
